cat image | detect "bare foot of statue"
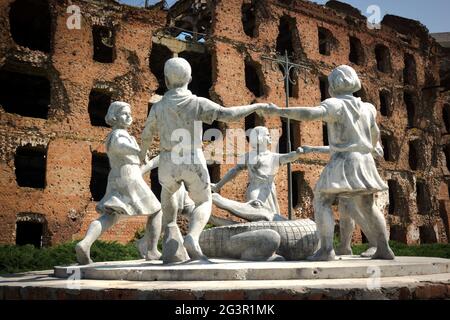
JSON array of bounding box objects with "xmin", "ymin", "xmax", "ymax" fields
[
  {"xmin": 146, "ymin": 249, "xmax": 162, "ymax": 261},
  {"xmin": 360, "ymin": 246, "xmax": 377, "ymax": 258},
  {"xmin": 371, "ymin": 246, "xmax": 395, "ymax": 260},
  {"xmin": 307, "ymin": 248, "xmax": 336, "ymax": 261},
  {"xmin": 335, "ymin": 245, "xmax": 353, "ymax": 256},
  {"xmin": 184, "ymin": 234, "xmax": 207, "ymax": 261},
  {"xmin": 136, "ymin": 236, "xmax": 161, "ymax": 260},
  {"xmin": 267, "ymin": 254, "xmax": 285, "ymax": 262},
  {"xmin": 75, "ymin": 242, "xmax": 93, "ymax": 265}
]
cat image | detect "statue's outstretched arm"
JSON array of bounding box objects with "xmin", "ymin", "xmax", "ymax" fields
[
  {"xmin": 216, "ymin": 103, "xmax": 268, "ymax": 123},
  {"xmin": 279, "ymin": 148, "xmax": 303, "ymax": 165},
  {"xmin": 267, "ymin": 105, "xmax": 326, "ymax": 122},
  {"xmin": 140, "ymin": 113, "xmax": 157, "ymax": 162},
  {"xmin": 140, "ymin": 155, "xmax": 160, "ymax": 175},
  {"xmin": 116, "ymin": 136, "xmax": 141, "ymax": 154},
  {"xmin": 279, "ymin": 145, "xmax": 331, "ymax": 165},
  {"xmin": 212, "ymin": 164, "xmax": 246, "ymax": 192},
  {"xmin": 303, "ymin": 146, "xmax": 331, "ymax": 154},
  {"xmin": 370, "ymin": 113, "xmax": 384, "ymax": 159}
]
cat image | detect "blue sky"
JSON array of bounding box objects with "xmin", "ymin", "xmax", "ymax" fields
[{"xmin": 119, "ymin": 0, "xmax": 450, "ymax": 33}]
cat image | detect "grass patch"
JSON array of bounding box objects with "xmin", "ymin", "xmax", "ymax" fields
[
  {"xmin": 352, "ymin": 241, "xmax": 450, "ymax": 259},
  {"xmin": 0, "ymin": 241, "xmax": 140, "ymax": 275}
]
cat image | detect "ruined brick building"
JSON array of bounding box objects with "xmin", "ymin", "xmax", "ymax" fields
[{"xmin": 0, "ymin": 0, "xmax": 449, "ymax": 247}]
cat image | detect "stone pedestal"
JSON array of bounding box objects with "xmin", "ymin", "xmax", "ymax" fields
[
  {"xmin": 1, "ymin": 257, "xmax": 449, "ymax": 300},
  {"xmin": 53, "ymin": 256, "xmax": 450, "ymax": 281}
]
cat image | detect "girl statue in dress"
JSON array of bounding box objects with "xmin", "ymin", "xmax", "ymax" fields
[
  {"xmin": 266, "ymin": 65, "xmax": 395, "ymax": 261},
  {"xmin": 76, "ymin": 102, "xmax": 162, "ymax": 264}
]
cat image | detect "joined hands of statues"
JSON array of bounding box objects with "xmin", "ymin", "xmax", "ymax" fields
[
  {"xmin": 296, "ymin": 146, "xmax": 321, "ymax": 154},
  {"xmin": 140, "ymin": 156, "xmax": 150, "ymax": 174},
  {"xmin": 139, "ymin": 149, "xmax": 149, "ymax": 164},
  {"xmin": 301, "ymin": 146, "xmax": 315, "ymax": 154},
  {"xmin": 256, "ymin": 103, "xmax": 280, "ymax": 117},
  {"xmin": 210, "ymin": 183, "xmax": 220, "ymax": 193}
]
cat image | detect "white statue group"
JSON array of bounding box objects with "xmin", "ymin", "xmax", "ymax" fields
[{"xmin": 75, "ymin": 57, "xmax": 395, "ymax": 265}]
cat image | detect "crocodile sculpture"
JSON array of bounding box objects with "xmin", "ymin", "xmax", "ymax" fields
[{"xmin": 199, "ymin": 219, "xmax": 318, "ymax": 261}]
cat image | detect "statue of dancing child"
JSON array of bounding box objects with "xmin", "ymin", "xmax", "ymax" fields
[
  {"xmin": 211, "ymin": 126, "xmax": 306, "ymax": 223},
  {"xmin": 76, "ymin": 102, "xmax": 162, "ymax": 264},
  {"xmin": 266, "ymin": 65, "xmax": 395, "ymax": 261}
]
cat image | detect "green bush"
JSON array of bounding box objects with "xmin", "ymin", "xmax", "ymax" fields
[{"xmin": 0, "ymin": 241, "xmax": 140, "ymax": 275}]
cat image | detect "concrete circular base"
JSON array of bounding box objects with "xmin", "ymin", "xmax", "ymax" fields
[{"xmin": 54, "ymin": 256, "xmax": 450, "ymax": 282}]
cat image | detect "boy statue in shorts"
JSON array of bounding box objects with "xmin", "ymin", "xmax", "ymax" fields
[{"xmin": 140, "ymin": 57, "xmax": 273, "ymax": 261}]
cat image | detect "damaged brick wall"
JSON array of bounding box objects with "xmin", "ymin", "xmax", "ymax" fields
[
  {"xmin": 435, "ymin": 33, "xmax": 450, "ymax": 245},
  {"xmin": 0, "ymin": 0, "xmax": 448, "ymax": 246},
  {"xmin": 0, "ymin": 0, "xmax": 165, "ymax": 244}
]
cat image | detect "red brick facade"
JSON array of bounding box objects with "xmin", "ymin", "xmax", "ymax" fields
[{"xmin": 0, "ymin": 0, "xmax": 448, "ymax": 246}]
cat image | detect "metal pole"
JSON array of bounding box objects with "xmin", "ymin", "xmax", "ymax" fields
[{"xmin": 285, "ymin": 51, "xmax": 293, "ymax": 220}]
